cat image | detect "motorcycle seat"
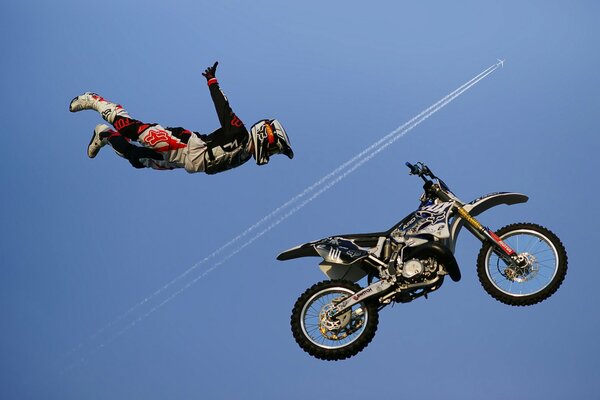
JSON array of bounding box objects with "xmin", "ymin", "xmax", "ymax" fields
[{"xmin": 333, "ymin": 230, "xmax": 393, "ymax": 248}]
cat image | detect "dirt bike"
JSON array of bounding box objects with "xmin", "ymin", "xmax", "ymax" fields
[{"xmin": 277, "ymin": 162, "xmax": 567, "ymax": 361}]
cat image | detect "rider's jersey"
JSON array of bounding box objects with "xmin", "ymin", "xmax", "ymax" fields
[{"xmin": 151, "ymin": 79, "xmax": 252, "ymax": 174}]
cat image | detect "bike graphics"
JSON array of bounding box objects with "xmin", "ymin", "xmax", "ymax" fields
[{"xmin": 277, "ymin": 162, "xmax": 567, "ymax": 361}]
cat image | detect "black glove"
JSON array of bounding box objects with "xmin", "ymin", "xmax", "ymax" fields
[
  {"xmin": 202, "ymin": 61, "xmax": 219, "ymax": 81},
  {"xmin": 127, "ymin": 146, "xmax": 164, "ymax": 169}
]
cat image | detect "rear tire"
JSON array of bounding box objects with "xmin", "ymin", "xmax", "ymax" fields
[
  {"xmin": 477, "ymin": 223, "xmax": 567, "ymax": 306},
  {"xmin": 290, "ymin": 280, "xmax": 379, "ymax": 361}
]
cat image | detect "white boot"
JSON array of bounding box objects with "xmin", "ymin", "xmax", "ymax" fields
[
  {"xmin": 87, "ymin": 124, "xmax": 113, "ymax": 158},
  {"xmin": 69, "ymin": 92, "xmax": 130, "ymax": 124}
]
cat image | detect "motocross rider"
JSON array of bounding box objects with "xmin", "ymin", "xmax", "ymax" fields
[{"xmin": 69, "ymin": 62, "xmax": 294, "ymax": 174}]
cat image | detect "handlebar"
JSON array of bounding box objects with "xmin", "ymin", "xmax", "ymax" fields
[
  {"xmin": 406, "ymin": 161, "xmax": 434, "ymax": 180},
  {"xmin": 406, "ymin": 161, "xmax": 453, "ymax": 197},
  {"xmin": 405, "ymin": 162, "xmax": 421, "ymax": 176}
]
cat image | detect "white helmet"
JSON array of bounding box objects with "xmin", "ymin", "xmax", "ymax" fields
[{"xmin": 250, "ymin": 119, "xmax": 294, "ymax": 165}]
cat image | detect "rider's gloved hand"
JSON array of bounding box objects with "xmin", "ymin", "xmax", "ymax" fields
[
  {"xmin": 127, "ymin": 146, "xmax": 164, "ymax": 169},
  {"xmin": 202, "ymin": 61, "xmax": 219, "ymax": 82}
]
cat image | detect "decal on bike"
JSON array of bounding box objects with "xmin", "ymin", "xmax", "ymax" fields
[
  {"xmin": 393, "ymin": 202, "xmax": 452, "ymax": 239},
  {"xmin": 352, "ymin": 287, "xmax": 373, "ymax": 301},
  {"xmin": 315, "ymin": 238, "xmax": 369, "ymax": 264},
  {"xmin": 400, "ymin": 215, "xmax": 418, "ymax": 232},
  {"xmin": 414, "ymin": 202, "xmax": 452, "ymax": 234},
  {"xmin": 328, "ymin": 247, "xmax": 342, "ymax": 263},
  {"xmin": 488, "ymin": 230, "xmax": 516, "ymax": 256}
]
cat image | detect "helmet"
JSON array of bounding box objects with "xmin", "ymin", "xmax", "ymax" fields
[{"xmin": 250, "ymin": 119, "xmax": 294, "ymax": 165}]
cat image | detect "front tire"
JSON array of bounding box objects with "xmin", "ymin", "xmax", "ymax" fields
[
  {"xmin": 291, "ymin": 280, "xmax": 379, "ymax": 361},
  {"xmin": 477, "ymin": 223, "xmax": 567, "ymax": 306}
]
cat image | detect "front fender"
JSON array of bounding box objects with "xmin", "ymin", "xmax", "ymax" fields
[
  {"xmin": 447, "ymin": 192, "xmax": 528, "ymax": 251},
  {"xmin": 464, "ymin": 192, "xmax": 528, "ymax": 217}
]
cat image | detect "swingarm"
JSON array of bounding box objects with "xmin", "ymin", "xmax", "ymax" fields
[
  {"xmin": 329, "ymin": 273, "xmax": 445, "ymax": 318},
  {"xmin": 330, "ymin": 280, "xmax": 393, "ymax": 318}
]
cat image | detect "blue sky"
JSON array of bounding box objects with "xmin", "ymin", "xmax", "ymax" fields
[{"xmin": 2, "ymin": 1, "xmax": 599, "ymax": 398}]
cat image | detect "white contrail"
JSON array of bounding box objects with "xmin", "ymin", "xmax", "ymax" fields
[
  {"xmin": 94, "ymin": 61, "xmax": 501, "ymax": 346},
  {"xmin": 61, "ymin": 60, "xmax": 503, "ymax": 369},
  {"xmin": 71, "ymin": 61, "xmax": 502, "ymax": 345}
]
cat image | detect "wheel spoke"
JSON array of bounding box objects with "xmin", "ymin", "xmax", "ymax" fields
[
  {"xmin": 300, "ymin": 287, "xmax": 368, "ymax": 349},
  {"xmin": 486, "ymin": 228, "xmax": 560, "ymax": 297}
]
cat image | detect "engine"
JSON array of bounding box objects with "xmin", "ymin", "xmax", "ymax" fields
[{"xmin": 396, "ymin": 257, "xmax": 441, "ymax": 282}]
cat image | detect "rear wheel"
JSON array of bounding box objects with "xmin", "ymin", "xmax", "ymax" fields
[
  {"xmin": 290, "ymin": 280, "xmax": 379, "ymax": 361},
  {"xmin": 477, "ymin": 223, "xmax": 567, "ymax": 306}
]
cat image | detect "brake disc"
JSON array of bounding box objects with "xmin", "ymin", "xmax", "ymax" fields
[{"xmin": 318, "ymin": 299, "xmax": 364, "ymax": 340}]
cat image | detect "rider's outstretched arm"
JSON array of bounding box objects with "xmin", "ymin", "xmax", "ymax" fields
[{"xmin": 202, "ymin": 62, "xmax": 245, "ymax": 134}]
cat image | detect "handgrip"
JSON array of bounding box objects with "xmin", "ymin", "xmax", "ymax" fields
[{"xmin": 406, "ymin": 162, "xmax": 420, "ymax": 175}]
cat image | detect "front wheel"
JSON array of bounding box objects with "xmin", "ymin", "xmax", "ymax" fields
[
  {"xmin": 290, "ymin": 280, "xmax": 379, "ymax": 361},
  {"xmin": 477, "ymin": 223, "xmax": 567, "ymax": 306}
]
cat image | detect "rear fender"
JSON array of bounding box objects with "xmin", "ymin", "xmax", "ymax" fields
[
  {"xmin": 277, "ymin": 236, "xmax": 371, "ymax": 265},
  {"xmin": 276, "ymin": 242, "xmax": 320, "ymax": 261},
  {"xmin": 277, "ymin": 237, "xmax": 374, "ymax": 282}
]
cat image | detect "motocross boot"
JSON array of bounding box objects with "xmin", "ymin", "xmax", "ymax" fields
[
  {"xmin": 87, "ymin": 124, "xmax": 114, "ymax": 158},
  {"xmin": 69, "ymin": 92, "xmax": 130, "ymax": 124}
]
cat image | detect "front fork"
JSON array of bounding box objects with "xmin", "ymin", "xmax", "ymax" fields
[{"xmin": 455, "ymin": 206, "xmax": 520, "ymax": 263}]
